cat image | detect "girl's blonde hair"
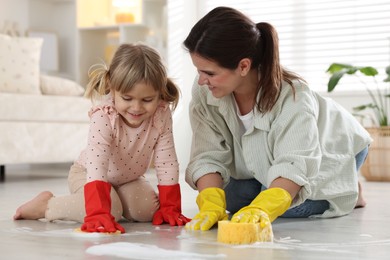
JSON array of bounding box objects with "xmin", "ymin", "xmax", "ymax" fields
[{"xmin": 84, "ymin": 43, "xmax": 180, "ymax": 110}]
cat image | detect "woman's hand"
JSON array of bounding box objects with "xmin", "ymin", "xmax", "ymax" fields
[{"xmin": 185, "ymin": 187, "xmax": 228, "ymax": 231}]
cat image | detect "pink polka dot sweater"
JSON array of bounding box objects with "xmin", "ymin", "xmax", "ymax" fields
[{"xmin": 75, "ymin": 97, "xmax": 179, "ymax": 187}]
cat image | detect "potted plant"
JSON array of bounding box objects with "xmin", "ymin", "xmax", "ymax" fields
[{"xmin": 326, "ymin": 63, "xmax": 390, "ymax": 181}]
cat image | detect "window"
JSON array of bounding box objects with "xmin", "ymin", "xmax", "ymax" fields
[{"xmin": 198, "ymin": 0, "xmax": 390, "ymax": 92}]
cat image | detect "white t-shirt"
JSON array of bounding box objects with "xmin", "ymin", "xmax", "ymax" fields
[{"xmin": 233, "ymin": 96, "xmax": 254, "ymax": 136}]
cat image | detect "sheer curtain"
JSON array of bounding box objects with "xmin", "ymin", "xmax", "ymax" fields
[{"xmin": 198, "ymin": 0, "xmax": 390, "ymax": 92}]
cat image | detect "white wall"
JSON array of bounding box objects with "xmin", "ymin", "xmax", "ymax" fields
[
  {"xmin": 28, "ymin": 0, "xmax": 77, "ymax": 79},
  {"xmin": 0, "ymin": 0, "xmax": 76, "ymax": 80},
  {"xmin": 0, "ymin": 0, "xmax": 29, "ymax": 33},
  {"xmin": 167, "ymin": 0, "xmax": 197, "ymax": 171}
]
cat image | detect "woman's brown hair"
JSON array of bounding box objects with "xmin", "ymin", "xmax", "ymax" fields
[{"xmin": 183, "ymin": 6, "xmax": 304, "ymax": 113}]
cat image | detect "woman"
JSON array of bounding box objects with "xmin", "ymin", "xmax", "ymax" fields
[{"xmin": 183, "ymin": 6, "xmax": 371, "ymax": 231}]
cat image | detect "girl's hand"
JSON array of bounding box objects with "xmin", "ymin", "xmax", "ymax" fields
[
  {"xmin": 81, "ymin": 214, "xmax": 125, "ymax": 233},
  {"xmin": 152, "ymin": 184, "xmax": 191, "ymax": 226},
  {"xmin": 82, "ymin": 180, "xmax": 125, "ymax": 233}
]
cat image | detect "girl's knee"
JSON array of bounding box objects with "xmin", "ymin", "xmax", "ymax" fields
[
  {"xmin": 116, "ymin": 178, "xmax": 161, "ymax": 222},
  {"xmin": 122, "ymin": 190, "xmax": 159, "ymax": 222},
  {"xmin": 129, "ymin": 200, "xmax": 159, "ymax": 222},
  {"xmin": 110, "ymin": 190, "xmax": 124, "ymax": 221},
  {"xmin": 67, "ymin": 164, "xmax": 87, "ymax": 194}
]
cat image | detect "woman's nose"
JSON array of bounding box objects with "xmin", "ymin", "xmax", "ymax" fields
[{"xmin": 198, "ymin": 73, "xmax": 209, "ymax": 85}]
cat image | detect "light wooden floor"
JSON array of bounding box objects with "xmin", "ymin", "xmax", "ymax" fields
[{"xmin": 1, "ymin": 163, "xmax": 390, "ymax": 260}]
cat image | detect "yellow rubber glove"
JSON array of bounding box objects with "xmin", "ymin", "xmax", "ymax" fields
[
  {"xmin": 231, "ymin": 187, "xmax": 292, "ymax": 228},
  {"xmin": 185, "ymin": 187, "xmax": 228, "ymax": 231}
]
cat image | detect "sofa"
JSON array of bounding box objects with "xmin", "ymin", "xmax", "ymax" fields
[{"xmin": 0, "ymin": 33, "xmax": 91, "ymax": 180}]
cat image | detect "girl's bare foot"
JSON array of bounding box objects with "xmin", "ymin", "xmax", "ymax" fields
[
  {"xmin": 355, "ymin": 181, "xmax": 367, "ymax": 208},
  {"xmin": 13, "ymin": 191, "xmax": 53, "ymax": 220}
]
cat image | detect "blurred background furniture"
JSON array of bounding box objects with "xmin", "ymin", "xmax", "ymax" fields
[{"xmin": 0, "ymin": 27, "xmax": 91, "ymax": 181}]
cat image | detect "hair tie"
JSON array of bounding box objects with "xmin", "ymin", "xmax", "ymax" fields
[
  {"xmin": 255, "ymin": 24, "xmax": 262, "ymax": 38},
  {"xmin": 88, "ymin": 62, "xmax": 108, "ymax": 79}
]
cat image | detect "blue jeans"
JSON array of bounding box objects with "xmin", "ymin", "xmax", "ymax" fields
[{"xmin": 224, "ymin": 146, "xmax": 369, "ymax": 218}]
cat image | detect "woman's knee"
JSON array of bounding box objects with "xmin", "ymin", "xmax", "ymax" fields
[
  {"xmin": 281, "ymin": 199, "xmax": 329, "ymax": 218},
  {"xmin": 355, "ymin": 146, "xmax": 369, "ymax": 171},
  {"xmin": 225, "ymin": 178, "xmax": 262, "ymax": 214}
]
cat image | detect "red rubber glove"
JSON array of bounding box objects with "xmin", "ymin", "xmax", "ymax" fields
[
  {"xmin": 81, "ymin": 180, "xmax": 125, "ymax": 233},
  {"xmin": 152, "ymin": 184, "xmax": 191, "ymax": 226}
]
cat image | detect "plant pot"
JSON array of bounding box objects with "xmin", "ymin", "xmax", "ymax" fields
[{"xmin": 360, "ymin": 126, "xmax": 390, "ymax": 181}]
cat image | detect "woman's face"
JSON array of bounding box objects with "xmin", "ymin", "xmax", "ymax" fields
[
  {"xmin": 190, "ymin": 53, "xmax": 244, "ymax": 98},
  {"xmin": 114, "ymin": 81, "xmax": 160, "ymax": 128}
]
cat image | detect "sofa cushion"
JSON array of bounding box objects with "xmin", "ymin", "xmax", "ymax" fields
[
  {"xmin": 40, "ymin": 75, "xmax": 85, "ymax": 96},
  {"xmin": 0, "ymin": 93, "xmax": 91, "ymax": 123},
  {"xmin": 0, "ymin": 34, "xmax": 43, "ymax": 95}
]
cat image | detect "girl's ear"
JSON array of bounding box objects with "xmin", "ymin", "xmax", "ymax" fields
[{"xmin": 238, "ymin": 58, "xmax": 252, "ymax": 76}]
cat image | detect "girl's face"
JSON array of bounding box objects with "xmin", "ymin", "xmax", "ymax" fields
[
  {"xmin": 190, "ymin": 53, "xmax": 244, "ymax": 98},
  {"xmin": 114, "ymin": 81, "xmax": 160, "ymax": 128}
]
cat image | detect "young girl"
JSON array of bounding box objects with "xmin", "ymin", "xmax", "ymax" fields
[
  {"xmin": 14, "ymin": 43, "xmax": 190, "ymax": 233},
  {"xmin": 183, "ymin": 6, "xmax": 371, "ymax": 231}
]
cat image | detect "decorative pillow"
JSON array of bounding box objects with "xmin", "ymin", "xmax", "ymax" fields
[
  {"xmin": 0, "ymin": 34, "xmax": 43, "ymax": 94},
  {"xmin": 40, "ymin": 74, "xmax": 85, "ymax": 96}
]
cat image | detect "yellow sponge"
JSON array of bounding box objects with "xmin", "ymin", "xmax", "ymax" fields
[{"xmin": 217, "ymin": 220, "xmax": 273, "ymax": 244}]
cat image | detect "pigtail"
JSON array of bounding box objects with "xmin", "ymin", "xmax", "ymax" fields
[
  {"xmin": 84, "ymin": 63, "xmax": 111, "ymax": 101},
  {"xmin": 256, "ymin": 22, "xmax": 283, "ymax": 113},
  {"xmin": 162, "ymin": 78, "xmax": 180, "ymax": 111},
  {"xmin": 255, "ymin": 23, "xmax": 304, "ymax": 112}
]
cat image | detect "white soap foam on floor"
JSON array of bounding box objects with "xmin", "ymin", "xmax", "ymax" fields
[
  {"xmin": 178, "ymin": 233, "xmax": 390, "ymax": 254},
  {"xmin": 86, "ymin": 242, "xmax": 226, "ymax": 259},
  {"xmin": 8, "ymin": 227, "xmax": 150, "ymax": 239}
]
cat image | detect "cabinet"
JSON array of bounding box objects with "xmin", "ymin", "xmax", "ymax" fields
[{"xmin": 76, "ymin": 0, "xmax": 167, "ymax": 86}]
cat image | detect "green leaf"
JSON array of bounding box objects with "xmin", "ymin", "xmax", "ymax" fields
[
  {"xmin": 353, "ymin": 103, "xmax": 377, "ymax": 112},
  {"xmin": 345, "ymin": 67, "xmax": 358, "ymax": 75},
  {"xmin": 326, "ymin": 63, "xmax": 353, "ymax": 73},
  {"xmin": 385, "ymin": 65, "xmax": 390, "ymax": 82},
  {"xmin": 327, "ymin": 70, "xmax": 346, "ymax": 92},
  {"xmin": 379, "ymin": 116, "xmax": 388, "ymax": 126},
  {"xmin": 353, "ymin": 104, "xmax": 372, "ymax": 112},
  {"xmin": 358, "ymin": 66, "xmax": 378, "ymax": 76}
]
